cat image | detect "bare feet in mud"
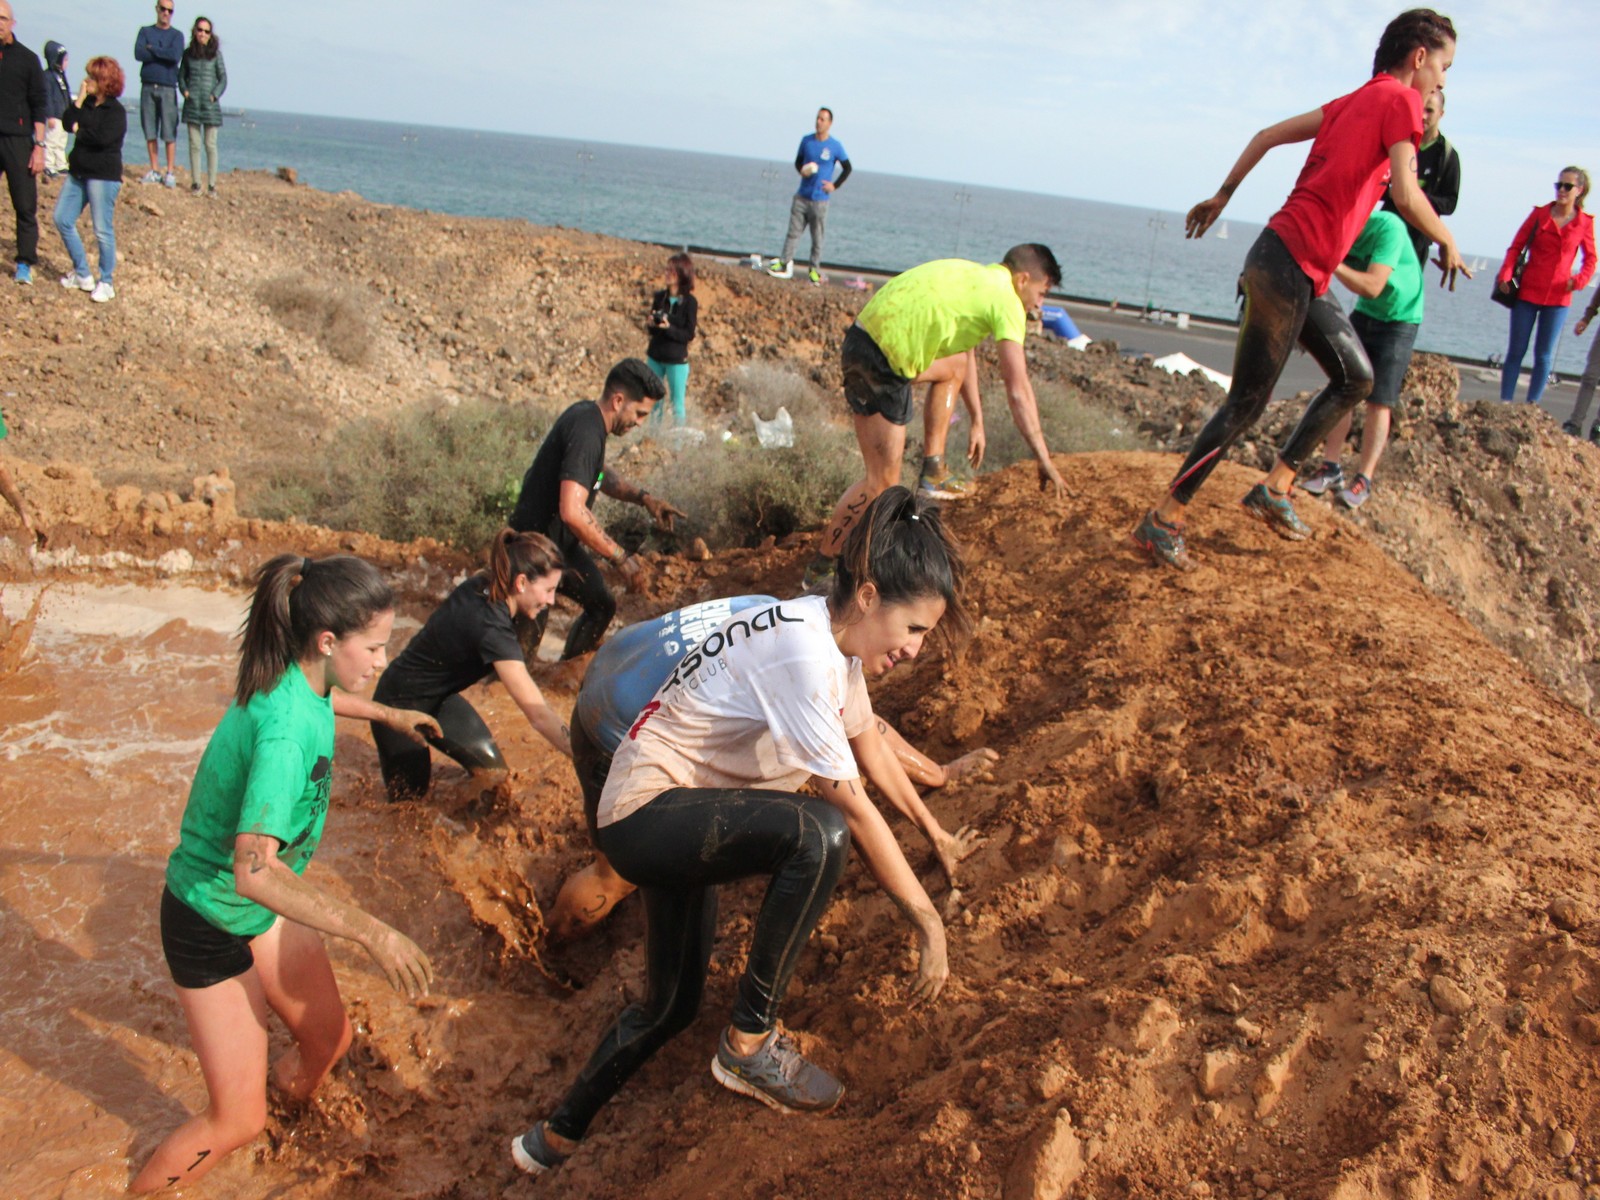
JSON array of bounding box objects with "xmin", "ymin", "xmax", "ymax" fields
[{"xmin": 940, "ymin": 748, "xmax": 998, "ymax": 786}]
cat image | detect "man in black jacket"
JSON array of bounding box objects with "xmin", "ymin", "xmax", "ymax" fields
[
  {"xmin": 0, "ymin": 0, "xmax": 46, "ymax": 284},
  {"xmin": 1381, "ymin": 90, "xmax": 1461, "ymax": 275}
]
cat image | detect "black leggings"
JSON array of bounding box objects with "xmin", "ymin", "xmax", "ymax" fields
[
  {"xmin": 526, "ymin": 522, "xmax": 616, "ymax": 660},
  {"xmin": 1169, "ymin": 229, "xmax": 1374, "ymax": 505},
  {"xmin": 546, "ymin": 787, "xmax": 850, "ymax": 1141},
  {"xmin": 369, "ymin": 692, "xmax": 505, "ymax": 801}
]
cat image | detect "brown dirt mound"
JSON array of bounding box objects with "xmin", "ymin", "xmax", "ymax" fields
[{"xmin": 57, "ymin": 452, "xmax": 1583, "ymax": 1200}]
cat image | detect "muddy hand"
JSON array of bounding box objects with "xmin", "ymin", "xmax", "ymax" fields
[
  {"xmin": 392, "ymin": 708, "xmax": 441, "ymax": 745},
  {"xmin": 967, "ymin": 425, "xmax": 987, "ymax": 470},
  {"xmin": 642, "ymin": 495, "xmax": 687, "ymax": 532},
  {"xmin": 935, "ymin": 825, "xmax": 987, "ymax": 888},
  {"xmin": 911, "ymin": 931, "xmax": 949, "ymax": 1004},
  {"xmin": 942, "ymin": 747, "xmax": 998, "ymax": 786},
  {"xmin": 1038, "ymin": 460, "xmax": 1066, "ymax": 499},
  {"xmin": 366, "ymin": 924, "xmax": 434, "ymax": 999},
  {"xmin": 1185, "ymin": 195, "xmax": 1225, "ymax": 239}
]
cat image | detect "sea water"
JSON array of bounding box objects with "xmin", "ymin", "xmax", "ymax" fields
[{"xmin": 212, "ymin": 109, "xmax": 1588, "ymax": 376}]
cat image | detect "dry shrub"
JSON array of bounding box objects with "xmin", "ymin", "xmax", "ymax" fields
[
  {"xmin": 601, "ymin": 364, "xmax": 862, "ymax": 550},
  {"xmin": 258, "ymin": 274, "xmax": 373, "ymax": 365},
  {"xmin": 246, "ymin": 396, "xmax": 559, "ymax": 549},
  {"xmin": 972, "ymin": 373, "xmax": 1145, "ymax": 469}
]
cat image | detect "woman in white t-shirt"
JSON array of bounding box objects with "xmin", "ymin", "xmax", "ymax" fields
[{"xmin": 512, "ymin": 486, "xmax": 970, "ymax": 1176}]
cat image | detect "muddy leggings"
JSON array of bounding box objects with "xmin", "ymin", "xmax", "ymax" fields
[
  {"xmin": 1168, "ymin": 229, "xmax": 1374, "ymax": 505},
  {"xmin": 369, "ymin": 691, "xmax": 505, "ymax": 801},
  {"xmin": 546, "ymin": 787, "xmax": 850, "ymax": 1141}
]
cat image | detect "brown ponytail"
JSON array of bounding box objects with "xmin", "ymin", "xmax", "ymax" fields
[
  {"xmin": 235, "ymin": 554, "xmax": 394, "ymax": 706},
  {"xmin": 828, "ymin": 486, "xmax": 971, "ymax": 650},
  {"xmin": 485, "ymin": 528, "xmax": 564, "ymax": 605}
]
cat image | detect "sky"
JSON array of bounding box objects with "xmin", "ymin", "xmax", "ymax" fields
[{"xmin": 35, "ymin": 0, "xmax": 1597, "ymax": 257}]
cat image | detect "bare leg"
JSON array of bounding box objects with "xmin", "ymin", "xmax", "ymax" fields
[
  {"xmin": 918, "ymin": 353, "xmax": 967, "ymax": 462},
  {"xmin": 818, "ymin": 412, "xmax": 907, "ymax": 559},
  {"xmin": 146, "ymin": 139, "xmax": 159, "ymax": 172},
  {"xmin": 129, "ymin": 973, "xmax": 272, "ymax": 1193},
  {"xmin": 0, "ymin": 462, "xmax": 41, "ymax": 546},
  {"xmin": 548, "ymin": 853, "xmax": 637, "ymax": 940},
  {"xmin": 252, "ymin": 919, "xmax": 353, "ymax": 1100},
  {"xmin": 1353, "ymin": 404, "xmax": 1391, "ymax": 480},
  {"xmin": 1320, "ymin": 410, "xmax": 1356, "ymax": 466}
]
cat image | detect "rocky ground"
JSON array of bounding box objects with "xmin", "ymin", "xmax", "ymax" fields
[{"xmin": 2, "ymin": 172, "xmax": 1598, "ymax": 1200}]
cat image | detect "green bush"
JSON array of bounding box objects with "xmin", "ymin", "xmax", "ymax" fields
[{"xmin": 247, "ymin": 396, "xmax": 558, "ymax": 550}]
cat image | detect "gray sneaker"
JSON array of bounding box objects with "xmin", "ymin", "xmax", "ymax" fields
[{"xmin": 711, "ymin": 1027, "xmax": 844, "ymax": 1114}]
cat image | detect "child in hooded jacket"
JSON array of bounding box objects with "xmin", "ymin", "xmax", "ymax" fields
[{"xmin": 41, "ymin": 41, "xmax": 69, "ymax": 178}]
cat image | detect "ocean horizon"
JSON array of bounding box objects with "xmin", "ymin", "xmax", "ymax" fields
[{"xmin": 187, "ymin": 107, "xmax": 1594, "ymax": 377}]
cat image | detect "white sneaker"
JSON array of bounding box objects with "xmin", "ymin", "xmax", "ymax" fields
[
  {"xmin": 163, "ymin": 172, "xmax": 177, "ymax": 189},
  {"xmin": 90, "ymin": 281, "xmax": 115, "ymax": 303},
  {"xmin": 61, "ymin": 273, "xmax": 94, "ymax": 292},
  {"xmin": 141, "ymin": 169, "xmax": 162, "ymax": 184},
  {"xmin": 767, "ymin": 259, "xmax": 793, "ymax": 279}
]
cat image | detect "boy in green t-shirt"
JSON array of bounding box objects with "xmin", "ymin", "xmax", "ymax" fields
[
  {"xmin": 1298, "ymin": 210, "xmax": 1425, "ymax": 510},
  {"xmin": 807, "ymin": 244, "xmax": 1067, "ymax": 586}
]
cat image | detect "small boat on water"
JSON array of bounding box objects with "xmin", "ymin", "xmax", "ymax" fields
[{"xmin": 1215, "ymin": 221, "xmax": 1229, "ymax": 240}]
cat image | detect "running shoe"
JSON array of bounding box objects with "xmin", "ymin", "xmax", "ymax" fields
[
  {"xmin": 1590, "ymin": 426, "xmax": 1600, "ymax": 447},
  {"xmin": 1240, "ymin": 482, "xmax": 1311, "ymax": 541},
  {"xmin": 1338, "ymin": 474, "xmax": 1372, "ymax": 510},
  {"xmin": 917, "ymin": 471, "xmax": 971, "ymax": 501},
  {"xmin": 14, "ymin": 262, "xmax": 30, "ymax": 285},
  {"xmin": 163, "ymin": 172, "xmax": 177, "ymax": 189},
  {"xmin": 141, "ymin": 169, "xmax": 162, "ymax": 184},
  {"xmin": 1563, "ymin": 420, "xmax": 1581, "ymax": 437},
  {"xmin": 207, "ymin": 187, "xmax": 218, "ymax": 200},
  {"xmin": 1298, "ymin": 460, "xmax": 1344, "ymax": 497},
  {"xmin": 767, "ymin": 259, "xmax": 794, "ymax": 279},
  {"xmin": 711, "ymin": 1027, "xmax": 844, "ymax": 1114},
  {"xmin": 60, "ymin": 272, "xmax": 94, "ymax": 292},
  {"xmin": 801, "ymin": 555, "xmax": 836, "ymax": 593},
  {"xmin": 90, "ymin": 281, "xmax": 115, "ymax": 303},
  {"xmin": 1131, "ymin": 508, "xmax": 1195, "ymax": 570},
  {"xmin": 808, "ymin": 267, "xmax": 823, "ymax": 285},
  {"xmin": 510, "ymin": 1123, "xmax": 570, "ymax": 1176}
]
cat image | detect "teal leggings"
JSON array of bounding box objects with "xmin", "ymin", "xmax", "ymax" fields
[{"xmin": 647, "ymin": 357, "xmax": 689, "ymax": 425}]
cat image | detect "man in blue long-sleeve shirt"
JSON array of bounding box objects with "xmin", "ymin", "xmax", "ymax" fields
[{"xmin": 134, "ymin": 0, "xmax": 183, "ymax": 187}]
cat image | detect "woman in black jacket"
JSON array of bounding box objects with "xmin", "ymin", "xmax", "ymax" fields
[
  {"xmin": 53, "ymin": 55, "xmax": 126, "ymax": 303},
  {"xmin": 645, "ymin": 252, "xmax": 698, "ymax": 427}
]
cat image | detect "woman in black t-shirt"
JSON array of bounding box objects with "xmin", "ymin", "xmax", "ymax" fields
[
  {"xmin": 53, "ymin": 56, "xmax": 128, "ymax": 303},
  {"xmin": 645, "ymin": 253, "xmax": 698, "ymax": 427},
  {"xmin": 371, "ymin": 529, "xmax": 572, "ymax": 800}
]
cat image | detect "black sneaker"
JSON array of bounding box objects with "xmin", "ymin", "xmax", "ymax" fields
[
  {"xmin": 510, "ymin": 1122, "xmax": 570, "ymax": 1176},
  {"xmin": 1299, "ymin": 460, "xmax": 1344, "ymax": 497},
  {"xmin": 711, "ymin": 1027, "xmax": 844, "ymax": 1114},
  {"xmin": 1590, "ymin": 426, "xmax": 1600, "ymax": 446},
  {"xmin": 1563, "ymin": 420, "xmax": 1581, "ymax": 437}
]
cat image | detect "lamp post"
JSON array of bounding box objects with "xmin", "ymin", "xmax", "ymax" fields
[
  {"xmin": 954, "ymin": 188, "xmax": 973, "ymax": 257},
  {"xmin": 1144, "ymin": 214, "xmax": 1167, "ymax": 316}
]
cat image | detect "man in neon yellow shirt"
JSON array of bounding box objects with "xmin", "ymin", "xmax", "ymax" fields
[{"xmin": 807, "ymin": 244, "xmax": 1067, "ymax": 586}]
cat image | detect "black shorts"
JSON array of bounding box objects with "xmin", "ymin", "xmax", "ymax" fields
[
  {"xmin": 841, "ymin": 324, "xmax": 914, "ymax": 426},
  {"xmin": 161, "ymin": 886, "xmax": 258, "ymax": 989}
]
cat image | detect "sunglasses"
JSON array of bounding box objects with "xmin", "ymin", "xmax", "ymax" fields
[
  {"xmin": 1556, "ymin": 182, "xmax": 1580, "ymax": 191},
  {"xmin": 196, "ymin": 26, "xmax": 211, "ymax": 32},
  {"xmin": 158, "ymin": 5, "xmax": 173, "ymax": 12}
]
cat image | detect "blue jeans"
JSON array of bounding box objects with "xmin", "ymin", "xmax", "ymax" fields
[
  {"xmin": 1500, "ymin": 299, "xmax": 1568, "ymax": 405},
  {"xmin": 646, "ymin": 357, "xmax": 689, "ymax": 425},
  {"xmin": 54, "ymin": 176, "xmax": 120, "ymax": 283}
]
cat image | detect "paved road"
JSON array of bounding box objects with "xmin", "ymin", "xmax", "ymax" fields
[{"xmin": 1064, "ymin": 304, "xmax": 1580, "ymax": 421}]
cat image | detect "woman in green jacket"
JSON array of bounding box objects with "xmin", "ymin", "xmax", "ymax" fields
[{"xmin": 178, "ymin": 16, "xmax": 227, "ymax": 197}]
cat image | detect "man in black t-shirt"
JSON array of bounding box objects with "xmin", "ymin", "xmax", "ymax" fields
[
  {"xmin": 1380, "ymin": 90, "xmax": 1460, "ymax": 276},
  {"xmin": 510, "ymin": 358, "xmax": 685, "ymax": 659}
]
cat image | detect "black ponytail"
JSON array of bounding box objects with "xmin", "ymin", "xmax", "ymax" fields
[
  {"xmin": 235, "ymin": 554, "xmax": 394, "ymax": 706},
  {"xmin": 829, "ymin": 486, "xmax": 971, "ymax": 649}
]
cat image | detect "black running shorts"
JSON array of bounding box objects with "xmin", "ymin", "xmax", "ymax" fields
[
  {"xmin": 160, "ymin": 886, "xmax": 257, "ymax": 989},
  {"xmin": 841, "ymin": 324, "xmax": 914, "ymax": 426}
]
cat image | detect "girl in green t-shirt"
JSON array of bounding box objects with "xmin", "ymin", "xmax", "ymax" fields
[{"xmin": 132, "ymin": 555, "xmax": 434, "ymax": 1195}]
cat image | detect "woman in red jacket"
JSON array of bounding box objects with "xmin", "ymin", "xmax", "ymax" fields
[{"xmin": 1497, "ymin": 167, "xmax": 1595, "ymax": 405}]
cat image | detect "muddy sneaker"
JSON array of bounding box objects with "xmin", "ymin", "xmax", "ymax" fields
[
  {"xmin": 767, "ymin": 259, "xmax": 794, "ymax": 279},
  {"xmin": 1298, "ymin": 459, "xmax": 1344, "ymax": 496},
  {"xmin": 917, "ymin": 471, "xmax": 971, "ymax": 501},
  {"xmin": 1241, "ymin": 482, "xmax": 1311, "ymax": 541},
  {"xmin": 801, "ymin": 555, "xmax": 836, "ymax": 593},
  {"xmin": 808, "ymin": 267, "xmax": 823, "ymax": 285},
  {"xmin": 1131, "ymin": 509, "xmax": 1195, "ymax": 570},
  {"xmin": 711, "ymin": 1027, "xmax": 844, "ymax": 1114},
  {"xmin": 510, "ymin": 1123, "xmax": 570, "ymax": 1176},
  {"xmin": 1563, "ymin": 420, "xmax": 1581, "ymax": 437},
  {"xmin": 1338, "ymin": 473, "xmax": 1372, "ymax": 510}
]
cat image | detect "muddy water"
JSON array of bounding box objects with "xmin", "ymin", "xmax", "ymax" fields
[{"xmin": 0, "ymin": 582, "xmax": 602, "ymax": 1199}]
